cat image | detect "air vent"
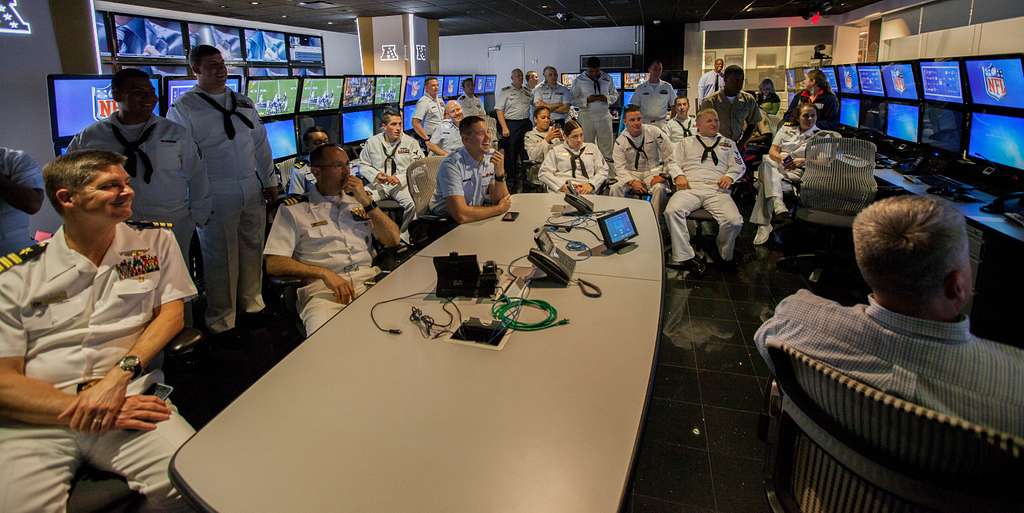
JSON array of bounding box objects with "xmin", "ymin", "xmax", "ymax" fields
[{"xmin": 298, "ymin": 1, "xmax": 338, "ymax": 9}]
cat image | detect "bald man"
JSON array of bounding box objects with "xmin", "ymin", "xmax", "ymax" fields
[{"xmin": 427, "ymin": 100, "xmax": 465, "ymax": 157}]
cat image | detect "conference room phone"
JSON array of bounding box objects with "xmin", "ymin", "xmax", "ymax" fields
[
  {"xmin": 563, "ymin": 189, "xmax": 595, "ymax": 215},
  {"xmin": 529, "ymin": 230, "xmax": 576, "ymax": 285}
]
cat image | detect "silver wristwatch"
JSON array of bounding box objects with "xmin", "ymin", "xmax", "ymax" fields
[{"xmin": 118, "ymin": 355, "xmax": 142, "ymax": 380}]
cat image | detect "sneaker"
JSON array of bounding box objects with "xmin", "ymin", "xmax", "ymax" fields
[{"xmin": 754, "ymin": 224, "xmax": 773, "ymax": 245}]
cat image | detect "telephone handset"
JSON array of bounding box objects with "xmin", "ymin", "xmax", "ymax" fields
[{"xmin": 528, "ymin": 248, "xmax": 575, "ymax": 285}]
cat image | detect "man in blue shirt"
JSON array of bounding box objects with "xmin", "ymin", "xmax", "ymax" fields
[{"xmin": 429, "ymin": 116, "xmax": 511, "ymax": 224}]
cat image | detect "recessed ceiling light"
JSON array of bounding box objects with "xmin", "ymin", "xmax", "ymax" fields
[
  {"xmin": 250, "ymin": 1, "xmax": 259, "ymax": 4},
  {"xmin": 281, "ymin": 14, "xmax": 288, "ymax": 17},
  {"xmin": 219, "ymin": 4, "xmax": 227, "ymax": 7},
  {"xmin": 652, "ymin": 19, "xmax": 661, "ymax": 24},
  {"xmin": 327, "ymin": 21, "xmax": 334, "ymax": 24}
]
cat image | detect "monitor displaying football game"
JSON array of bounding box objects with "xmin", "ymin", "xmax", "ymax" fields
[
  {"xmin": 881, "ymin": 63, "xmax": 919, "ymax": 101},
  {"xmin": 264, "ymin": 118, "xmax": 297, "ymax": 160},
  {"xmin": 188, "ymin": 23, "xmax": 242, "ymax": 61},
  {"xmin": 289, "ymin": 35, "xmax": 323, "ymax": 63},
  {"xmin": 166, "ymin": 76, "xmax": 240, "ymax": 106},
  {"xmin": 623, "ymin": 73, "xmax": 645, "ymax": 90},
  {"xmin": 606, "ymin": 72, "xmax": 623, "ymax": 90},
  {"xmin": 375, "ymin": 76, "xmax": 401, "ymax": 104},
  {"xmin": 403, "ymin": 103, "xmax": 416, "ymax": 132},
  {"xmin": 95, "ymin": 12, "xmax": 110, "ymax": 56},
  {"xmin": 299, "ymin": 78, "xmax": 343, "ymax": 113},
  {"xmin": 920, "ymin": 104, "xmax": 964, "ymax": 155},
  {"xmin": 886, "ymin": 103, "xmax": 920, "ymax": 143},
  {"xmin": 560, "ymin": 73, "xmax": 577, "ymax": 88},
  {"xmin": 244, "ymin": 29, "xmax": 287, "ymax": 62},
  {"xmin": 442, "ymin": 76, "xmax": 460, "ymax": 99},
  {"xmin": 964, "ymin": 57, "xmax": 1024, "ymax": 110},
  {"xmin": 49, "ymin": 76, "xmax": 160, "ymax": 139},
  {"xmin": 343, "ymin": 76, "xmax": 375, "ymax": 108},
  {"xmin": 114, "ymin": 15, "xmax": 185, "ymax": 58},
  {"xmin": 405, "ymin": 76, "xmax": 426, "ymax": 104},
  {"xmin": 969, "ymin": 111, "xmax": 1024, "ymax": 170},
  {"xmin": 838, "ymin": 65, "xmax": 860, "ymax": 95},
  {"xmin": 342, "ymin": 109, "xmax": 374, "ymax": 143},
  {"xmin": 840, "ymin": 97, "xmax": 860, "ymax": 128},
  {"xmin": 858, "ymin": 65, "xmax": 885, "ymax": 97},
  {"xmin": 919, "ymin": 59, "xmax": 964, "ymax": 104},
  {"xmin": 247, "ymin": 78, "xmax": 299, "ymax": 117}
]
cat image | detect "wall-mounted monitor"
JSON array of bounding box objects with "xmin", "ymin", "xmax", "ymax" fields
[
  {"xmin": 342, "ymin": 109, "xmax": 374, "ymax": 144},
  {"xmin": 458, "ymin": 75, "xmax": 475, "ymax": 96},
  {"xmin": 165, "ymin": 76, "xmax": 241, "ymax": 109},
  {"xmin": 122, "ymin": 65, "xmax": 188, "ymax": 77},
  {"xmin": 188, "ymin": 23, "xmax": 242, "ymax": 61},
  {"xmin": 474, "ymin": 75, "xmax": 496, "ymax": 95},
  {"xmin": 881, "ymin": 62, "xmax": 919, "ymax": 101},
  {"xmin": 969, "ymin": 111, "xmax": 1024, "ymax": 171},
  {"xmin": 47, "ymin": 75, "xmax": 160, "ymax": 140},
  {"xmin": 886, "ymin": 102, "xmax": 919, "ymax": 143},
  {"xmin": 289, "ymin": 35, "xmax": 323, "ymax": 63},
  {"xmin": 859, "ymin": 98, "xmax": 884, "ymax": 133},
  {"xmin": 785, "ymin": 68, "xmax": 797, "ymax": 91},
  {"xmin": 299, "ymin": 77, "xmax": 343, "ymax": 113},
  {"xmin": 804, "ymin": 67, "xmax": 838, "ymax": 92},
  {"xmin": 113, "ymin": 15, "xmax": 185, "ymax": 58},
  {"xmin": 248, "ymin": 67, "xmax": 289, "ymax": 77},
  {"xmin": 403, "ymin": 103, "xmax": 416, "ymax": 132},
  {"xmin": 857, "ymin": 65, "xmax": 885, "ymax": 97},
  {"xmin": 837, "ymin": 65, "xmax": 860, "ymax": 95},
  {"xmin": 623, "ymin": 72, "xmax": 645, "ymax": 90},
  {"xmin": 265, "ymin": 118, "xmax": 298, "ymax": 161},
  {"xmin": 560, "ymin": 73, "xmax": 577, "ymax": 88},
  {"xmin": 343, "ymin": 76, "xmax": 375, "ymax": 108},
  {"xmin": 405, "ymin": 76, "xmax": 426, "ymax": 104},
  {"xmin": 375, "ymin": 76, "xmax": 401, "ymax": 105},
  {"xmin": 95, "ymin": 12, "xmax": 110, "ymax": 57},
  {"xmin": 606, "ymin": 72, "xmax": 623, "ymax": 90},
  {"xmin": 963, "ymin": 56, "xmax": 1024, "ymax": 110},
  {"xmin": 840, "ymin": 97, "xmax": 860, "ymax": 128},
  {"xmin": 244, "ymin": 29, "xmax": 287, "ymax": 63},
  {"xmin": 920, "ymin": 104, "xmax": 964, "ymax": 155},
  {"xmin": 292, "ymin": 67, "xmax": 324, "ymax": 77},
  {"xmin": 919, "ymin": 59, "xmax": 964, "ymax": 104},
  {"xmin": 442, "ymin": 76, "xmax": 460, "ymax": 99},
  {"xmin": 247, "ymin": 78, "xmax": 299, "ymax": 117}
]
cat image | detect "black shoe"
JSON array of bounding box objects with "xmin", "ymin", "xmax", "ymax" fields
[
  {"xmin": 667, "ymin": 256, "xmax": 707, "ymax": 278},
  {"xmin": 771, "ymin": 210, "xmax": 792, "ymax": 225}
]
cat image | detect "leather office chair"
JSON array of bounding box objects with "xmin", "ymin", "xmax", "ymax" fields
[
  {"xmin": 763, "ymin": 343, "xmax": 1024, "ymax": 513},
  {"xmin": 406, "ymin": 156, "xmax": 456, "ymax": 248}
]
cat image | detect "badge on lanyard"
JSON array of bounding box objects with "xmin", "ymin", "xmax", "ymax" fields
[{"xmin": 115, "ymin": 249, "xmax": 159, "ymax": 280}]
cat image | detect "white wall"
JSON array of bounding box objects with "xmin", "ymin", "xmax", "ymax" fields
[{"xmin": 879, "ymin": 15, "xmax": 1024, "ymax": 60}]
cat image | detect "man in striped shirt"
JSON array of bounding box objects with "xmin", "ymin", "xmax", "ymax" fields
[{"xmin": 755, "ymin": 196, "xmax": 1024, "ymax": 436}]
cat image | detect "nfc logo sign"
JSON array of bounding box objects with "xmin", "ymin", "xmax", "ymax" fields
[
  {"xmin": 415, "ymin": 44, "xmax": 427, "ymax": 61},
  {"xmin": 380, "ymin": 44, "xmax": 399, "ymax": 61}
]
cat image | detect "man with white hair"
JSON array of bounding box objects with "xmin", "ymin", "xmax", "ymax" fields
[
  {"xmin": 755, "ymin": 195, "xmax": 1024, "ymax": 436},
  {"xmin": 427, "ymin": 100, "xmax": 465, "ymax": 157}
]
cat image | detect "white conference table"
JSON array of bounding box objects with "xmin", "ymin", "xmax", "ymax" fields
[{"xmin": 170, "ymin": 195, "xmax": 664, "ymax": 513}]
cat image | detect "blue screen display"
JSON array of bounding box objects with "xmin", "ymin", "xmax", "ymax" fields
[
  {"xmin": 785, "ymin": 69, "xmax": 796, "ymax": 90},
  {"xmin": 474, "ymin": 76, "xmax": 486, "ymax": 95},
  {"xmin": 882, "ymin": 63, "xmax": 918, "ymax": 101},
  {"xmin": 838, "ymin": 65, "xmax": 859, "ymax": 95},
  {"xmin": 248, "ymin": 67, "xmax": 289, "ymax": 77},
  {"xmin": 919, "ymin": 60, "xmax": 963, "ymax": 103},
  {"xmin": 244, "ymin": 29, "xmax": 286, "ymax": 63},
  {"xmin": 288, "ymin": 35, "xmax": 323, "ymax": 63},
  {"xmin": 858, "ymin": 65, "xmax": 885, "ymax": 96},
  {"xmin": 484, "ymin": 76, "xmax": 496, "ymax": 94},
  {"xmin": 618, "ymin": 91, "xmax": 635, "ymax": 131},
  {"xmin": 188, "ymin": 23, "xmax": 242, "ymax": 61},
  {"xmin": 602, "ymin": 210, "xmax": 636, "ymax": 245},
  {"xmin": 442, "ymin": 76, "xmax": 459, "ymax": 98},
  {"xmin": 51, "ymin": 77, "xmax": 160, "ymax": 139},
  {"xmin": 806, "ymin": 68, "xmax": 838, "ymax": 92},
  {"xmin": 405, "ymin": 76, "xmax": 425, "ymax": 104},
  {"xmin": 607, "ymin": 72, "xmax": 623, "ymax": 90},
  {"xmin": 113, "ymin": 15, "xmax": 184, "ymax": 58},
  {"xmin": 343, "ymin": 110, "xmax": 374, "ymax": 143},
  {"xmin": 166, "ymin": 77, "xmax": 240, "ymax": 106},
  {"xmin": 964, "ymin": 57, "xmax": 1024, "ymax": 109},
  {"xmin": 886, "ymin": 103, "xmax": 919, "ymax": 143},
  {"xmin": 95, "ymin": 12, "xmax": 110, "ymax": 56},
  {"xmin": 969, "ymin": 112, "xmax": 1024, "ymax": 171},
  {"xmin": 265, "ymin": 118, "xmax": 297, "ymax": 160},
  {"xmin": 403, "ymin": 104, "xmax": 416, "ymax": 132},
  {"xmin": 840, "ymin": 97, "xmax": 860, "ymax": 128}
]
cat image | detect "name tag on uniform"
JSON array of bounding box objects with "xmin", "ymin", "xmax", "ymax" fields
[
  {"xmin": 398, "ymin": 148, "xmax": 410, "ymax": 154},
  {"xmin": 311, "ymin": 220, "xmax": 328, "ymax": 227},
  {"xmin": 721, "ymin": 142, "xmax": 733, "ymax": 149},
  {"xmin": 160, "ymin": 139, "xmax": 178, "ymax": 143},
  {"xmin": 659, "ymin": 90, "xmax": 669, "ymax": 94}
]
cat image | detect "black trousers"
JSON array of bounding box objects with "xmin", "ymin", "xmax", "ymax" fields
[{"xmin": 502, "ymin": 118, "xmax": 532, "ymax": 190}]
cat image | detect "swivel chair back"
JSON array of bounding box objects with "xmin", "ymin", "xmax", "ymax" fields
[
  {"xmin": 799, "ymin": 137, "xmax": 876, "ymax": 216},
  {"xmin": 406, "ymin": 156, "xmax": 445, "ymax": 218}
]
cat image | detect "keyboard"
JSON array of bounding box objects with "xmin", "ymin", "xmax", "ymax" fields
[{"xmin": 917, "ymin": 174, "xmax": 971, "ymax": 190}]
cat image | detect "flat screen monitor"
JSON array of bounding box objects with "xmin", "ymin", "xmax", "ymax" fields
[
  {"xmin": 299, "ymin": 77, "xmax": 343, "ymax": 112},
  {"xmin": 403, "ymin": 103, "xmax": 416, "ymax": 132},
  {"xmin": 405, "ymin": 76, "xmax": 426, "ymax": 104},
  {"xmin": 247, "ymin": 78, "xmax": 299, "ymax": 117},
  {"xmin": 342, "ymin": 109, "xmax": 374, "ymax": 144},
  {"xmin": 289, "ymin": 35, "xmax": 323, "ymax": 63},
  {"xmin": 248, "ymin": 67, "xmax": 289, "ymax": 77},
  {"xmin": 806, "ymin": 67, "xmax": 838, "ymax": 92},
  {"xmin": 838, "ymin": 65, "xmax": 860, "ymax": 95},
  {"xmin": 265, "ymin": 118, "xmax": 297, "ymax": 160},
  {"xmin": 606, "ymin": 72, "xmax": 623, "ymax": 90},
  {"xmin": 858, "ymin": 65, "xmax": 885, "ymax": 97},
  {"xmin": 442, "ymin": 76, "xmax": 460, "ymax": 99},
  {"xmin": 886, "ymin": 103, "xmax": 919, "ymax": 143},
  {"xmin": 859, "ymin": 98, "xmax": 885, "ymax": 133},
  {"xmin": 919, "ymin": 59, "xmax": 964, "ymax": 103},
  {"xmin": 618, "ymin": 91, "xmax": 635, "ymax": 131},
  {"xmin": 244, "ymin": 29, "xmax": 287, "ymax": 63},
  {"xmin": 95, "ymin": 12, "xmax": 110, "ymax": 56},
  {"xmin": 48, "ymin": 75, "xmax": 160, "ymax": 140},
  {"xmin": 881, "ymin": 62, "xmax": 919, "ymax": 101},
  {"xmin": 785, "ymin": 69, "xmax": 797, "ymax": 91},
  {"xmin": 963, "ymin": 56, "xmax": 1024, "ymax": 110},
  {"xmin": 597, "ymin": 208, "xmax": 638, "ymax": 250},
  {"xmin": 188, "ymin": 23, "xmax": 242, "ymax": 61},
  {"xmin": 166, "ymin": 76, "xmax": 240, "ymax": 107},
  {"xmin": 375, "ymin": 76, "xmax": 401, "ymax": 104},
  {"xmin": 623, "ymin": 72, "xmax": 645, "ymax": 90},
  {"xmin": 560, "ymin": 73, "xmax": 577, "ymax": 88},
  {"xmin": 478, "ymin": 75, "xmax": 496, "ymax": 94},
  {"xmin": 840, "ymin": 97, "xmax": 860, "ymax": 128},
  {"xmin": 474, "ymin": 75, "xmax": 487, "ymax": 94},
  {"xmin": 969, "ymin": 111, "xmax": 1024, "ymax": 171},
  {"xmin": 458, "ymin": 75, "xmax": 475, "ymax": 96},
  {"xmin": 113, "ymin": 15, "xmax": 184, "ymax": 58},
  {"xmin": 343, "ymin": 76, "xmax": 375, "ymax": 108},
  {"xmin": 123, "ymin": 65, "xmax": 188, "ymax": 77},
  {"xmin": 920, "ymin": 104, "xmax": 964, "ymax": 155},
  {"xmin": 292, "ymin": 67, "xmax": 324, "ymax": 77}
]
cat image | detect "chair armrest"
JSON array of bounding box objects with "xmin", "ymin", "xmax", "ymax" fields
[
  {"xmin": 167, "ymin": 327, "xmax": 204, "ymax": 356},
  {"xmin": 268, "ymin": 275, "xmax": 305, "ymax": 288}
]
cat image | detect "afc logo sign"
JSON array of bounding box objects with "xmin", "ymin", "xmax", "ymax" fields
[
  {"xmin": 0, "ymin": 0, "xmax": 32, "ymax": 35},
  {"xmin": 415, "ymin": 44, "xmax": 427, "ymax": 61},
  {"xmin": 380, "ymin": 44, "xmax": 399, "ymax": 62}
]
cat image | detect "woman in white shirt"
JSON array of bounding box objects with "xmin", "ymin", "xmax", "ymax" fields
[{"xmin": 538, "ymin": 119, "xmax": 608, "ymax": 194}]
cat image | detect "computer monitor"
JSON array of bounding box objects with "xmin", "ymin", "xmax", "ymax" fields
[
  {"xmin": 248, "ymin": 67, "xmax": 289, "ymax": 77},
  {"xmin": 113, "ymin": 15, "xmax": 185, "ymax": 58},
  {"xmin": 404, "ymin": 76, "xmax": 426, "ymax": 104},
  {"xmin": 342, "ymin": 109, "xmax": 374, "ymax": 144},
  {"xmin": 560, "ymin": 73, "xmax": 577, "ymax": 88},
  {"xmin": 96, "ymin": 12, "xmax": 110, "ymax": 56},
  {"xmin": 244, "ymin": 29, "xmax": 287, "ymax": 63},
  {"xmin": 838, "ymin": 65, "xmax": 860, "ymax": 95},
  {"xmin": 292, "ymin": 68, "xmax": 324, "ymax": 77},
  {"xmin": 288, "ymin": 35, "xmax": 323, "ymax": 64},
  {"xmin": 785, "ymin": 68, "xmax": 798, "ymax": 91},
  {"xmin": 264, "ymin": 118, "xmax": 297, "ymax": 161},
  {"xmin": 968, "ymin": 111, "xmax": 1024, "ymax": 171},
  {"xmin": 247, "ymin": 78, "xmax": 299, "ymax": 117},
  {"xmin": 299, "ymin": 77, "xmax": 343, "ymax": 113},
  {"xmin": 483, "ymin": 75, "xmax": 497, "ymax": 94},
  {"xmin": 881, "ymin": 63, "xmax": 919, "ymax": 101},
  {"xmin": 165, "ymin": 75, "xmax": 240, "ymax": 111},
  {"xmin": 963, "ymin": 56, "xmax": 1024, "ymax": 110},
  {"xmin": 597, "ymin": 208, "xmax": 638, "ymax": 250},
  {"xmin": 920, "ymin": 104, "xmax": 964, "ymax": 155},
  {"xmin": 806, "ymin": 67, "xmax": 838, "ymax": 92},
  {"xmin": 623, "ymin": 72, "xmax": 645, "ymax": 90},
  {"xmin": 919, "ymin": 59, "xmax": 964, "ymax": 104},
  {"xmin": 342, "ymin": 76, "xmax": 375, "ymax": 108},
  {"xmin": 859, "ymin": 98, "xmax": 885, "ymax": 133},
  {"xmin": 374, "ymin": 76, "xmax": 401, "ymax": 105},
  {"xmin": 606, "ymin": 72, "xmax": 623, "ymax": 90},
  {"xmin": 188, "ymin": 23, "xmax": 242, "ymax": 61},
  {"xmin": 618, "ymin": 91, "xmax": 635, "ymax": 131},
  {"xmin": 858, "ymin": 65, "xmax": 885, "ymax": 97},
  {"xmin": 840, "ymin": 97, "xmax": 860, "ymax": 128},
  {"xmin": 442, "ymin": 76, "xmax": 460, "ymax": 99},
  {"xmin": 47, "ymin": 75, "xmax": 160, "ymax": 140},
  {"xmin": 886, "ymin": 103, "xmax": 919, "ymax": 143},
  {"xmin": 403, "ymin": 103, "xmax": 416, "ymax": 132}
]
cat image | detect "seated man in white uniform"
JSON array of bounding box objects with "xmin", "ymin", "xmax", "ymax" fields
[
  {"xmin": 0, "ymin": 150, "xmax": 197, "ymax": 513},
  {"xmin": 664, "ymin": 96, "xmax": 696, "ymax": 144},
  {"xmin": 537, "ymin": 118, "xmax": 609, "ymax": 194},
  {"xmin": 611, "ymin": 105, "xmax": 679, "ymax": 215},
  {"xmin": 665, "ymin": 108, "xmax": 745, "ymax": 274},
  {"xmin": 265, "ymin": 144, "xmax": 401, "ymax": 334},
  {"xmin": 429, "ymin": 116, "xmax": 511, "ymax": 224},
  {"xmin": 357, "ymin": 109, "xmax": 425, "ymax": 234},
  {"xmin": 426, "ymin": 100, "xmax": 465, "ymax": 157}
]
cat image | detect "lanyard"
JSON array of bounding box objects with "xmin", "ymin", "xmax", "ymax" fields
[{"xmin": 110, "ymin": 123, "xmax": 157, "ymax": 183}]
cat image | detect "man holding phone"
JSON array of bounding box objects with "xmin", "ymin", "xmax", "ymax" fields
[{"xmin": 429, "ymin": 116, "xmax": 511, "ymax": 224}]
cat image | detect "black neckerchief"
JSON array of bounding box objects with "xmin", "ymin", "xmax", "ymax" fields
[
  {"xmin": 695, "ymin": 135, "xmax": 721, "ymax": 165},
  {"xmin": 382, "ymin": 139, "xmax": 399, "ymax": 175},
  {"xmin": 566, "ymin": 146, "xmax": 589, "ymax": 178},
  {"xmin": 195, "ymin": 90, "xmax": 254, "ymax": 140},
  {"xmin": 675, "ymin": 117, "xmax": 692, "ymax": 137},
  {"xmin": 589, "ymin": 74, "xmax": 603, "ymax": 95},
  {"xmin": 624, "ymin": 133, "xmax": 647, "ymax": 169},
  {"xmin": 110, "ymin": 122, "xmax": 157, "ymax": 183}
]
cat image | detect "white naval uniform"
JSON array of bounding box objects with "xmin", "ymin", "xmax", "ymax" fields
[
  {"xmin": 457, "ymin": 93, "xmax": 486, "ymax": 118},
  {"xmin": 664, "ymin": 116, "xmax": 696, "ymax": 144},
  {"xmin": 0, "ymin": 147, "xmax": 43, "ymax": 254},
  {"xmin": 429, "ymin": 147, "xmax": 498, "ymax": 217},
  {"xmin": 413, "ymin": 94, "xmax": 445, "ymax": 138},
  {"xmin": 611, "ymin": 125, "xmax": 680, "ymax": 215},
  {"xmin": 68, "ymin": 114, "xmax": 211, "ymax": 264},
  {"xmin": 751, "ymin": 124, "xmax": 823, "ymax": 227},
  {"xmin": 537, "ymin": 142, "xmax": 609, "ymax": 193},
  {"xmin": 665, "ymin": 133, "xmax": 745, "ymax": 263},
  {"xmin": 630, "ymin": 79, "xmax": 676, "ymax": 128},
  {"xmin": 571, "ymin": 72, "xmax": 619, "ymax": 159},
  {"xmin": 284, "ymin": 158, "xmax": 316, "ymax": 196},
  {"xmin": 429, "ymin": 118, "xmax": 464, "ymax": 155},
  {"xmin": 264, "ymin": 190, "xmax": 379, "ymax": 334},
  {"xmin": 523, "ymin": 128, "xmax": 562, "ymax": 187},
  {"xmin": 532, "ymin": 82, "xmax": 574, "ymax": 122},
  {"xmin": 167, "ymin": 87, "xmax": 275, "ymax": 333},
  {"xmin": 357, "ymin": 132, "xmax": 425, "ymax": 232},
  {"xmin": 0, "ymin": 223, "xmax": 197, "ymax": 513}
]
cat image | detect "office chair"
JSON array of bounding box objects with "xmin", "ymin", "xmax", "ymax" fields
[
  {"xmin": 406, "ymin": 156, "xmax": 456, "ymax": 248},
  {"xmin": 764, "ymin": 343, "xmax": 1024, "ymax": 513}
]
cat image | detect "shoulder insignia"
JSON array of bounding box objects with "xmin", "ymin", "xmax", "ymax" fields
[
  {"xmin": 274, "ymin": 194, "xmax": 308, "ymax": 208},
  {"xmin": 0, "ymin": 242, "xmax": 47, "ymax": 273},
  {"xmin": 126, "ymin": 220, "xmax": 174, "ymax": 230}
]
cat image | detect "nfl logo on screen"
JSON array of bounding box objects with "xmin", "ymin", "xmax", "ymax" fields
[
  {"xmin": 891, "ymin": 69, "xmax": 906, "ymax": 94},
  {"xmin": 844, "ymin": 72, "xmax": 853, "ymax": 89},
  {"xmin": 92, "ymin": 85, "xmax": 117, "ymax": 121},
  {"xmin": 982, "ymin": 64, "xmax": 1006, "ymax": 101}
]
